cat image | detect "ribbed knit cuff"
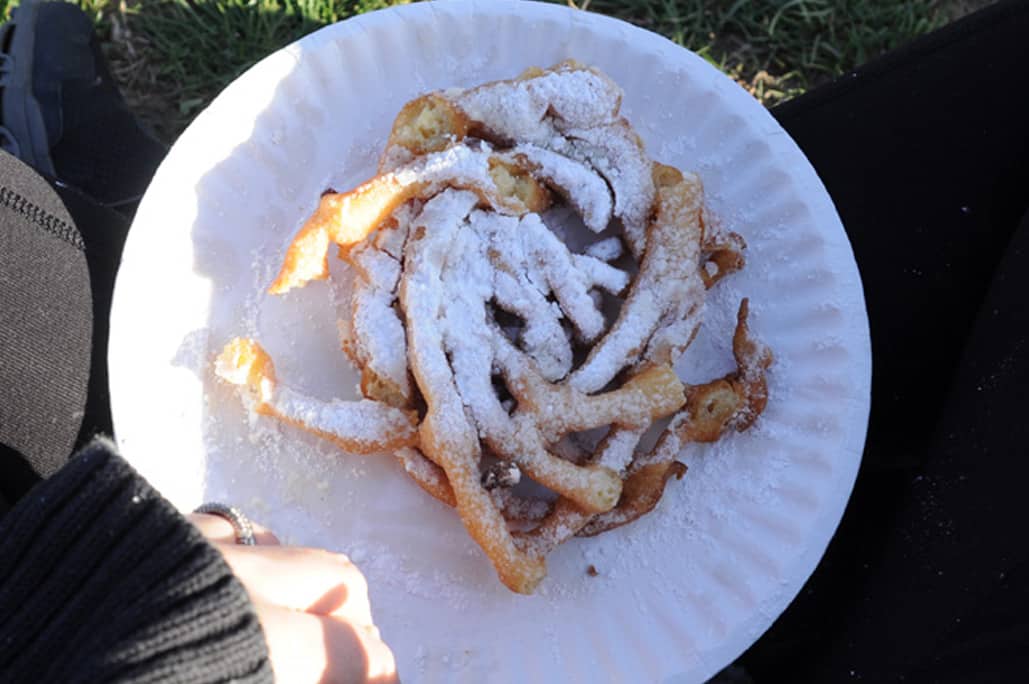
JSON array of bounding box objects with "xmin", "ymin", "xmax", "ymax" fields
[{"xmin": 0, "ymin": 437, "xmax": 273, "ymax": 683}]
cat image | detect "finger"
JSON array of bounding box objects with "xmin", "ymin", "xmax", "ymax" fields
[
  {"xmin": 257, "ymin": 603, "xmax": 399, "ymax": 684},
  {"xmin": 218, "ymin": 544, "xmax": 373, "ymax": 625},
  {"xmin": 188, "ymin": 512, "xmax": 281, "ymax": 545}
]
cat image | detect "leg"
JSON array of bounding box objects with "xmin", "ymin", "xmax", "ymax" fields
[
  {"xmin": 774, "ymin": 0, "xmax": 1029, "ymax": 471},
  {"xmin": 738, "ymin": 1, "xmax": 1029, "ymax": 679},
  {"xmin": 811, "ymin": 208, "xmax": 1029, "ymax": 681},
  {"xmin": 0, "ymin": 1, "xmax": 162, "ymax": 509},
  {"xmin": 0, "ymin": 152, "xmax": 94, "ymax": 503}
]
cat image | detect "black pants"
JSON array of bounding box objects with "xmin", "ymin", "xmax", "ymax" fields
[
  {"xmin": 741, "ymin": 1, "xmax": 1029, "ymax": 681},
  {"xmin": 0, "ymin": 153, "xmax": 127, "ymax": 513},
  {"xmin": 2, "ymin": 2, "xmax": 1028, "ymax": 680}
]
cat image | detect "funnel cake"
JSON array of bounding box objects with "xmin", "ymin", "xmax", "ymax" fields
[{"xmin": 216, "ymin": 61, "xmax": 772, "ymax": 593}]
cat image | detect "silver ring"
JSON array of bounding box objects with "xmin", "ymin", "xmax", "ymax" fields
[{"xmin": 194, "ymin": 502, "xmax": 257, "ymax": 545}]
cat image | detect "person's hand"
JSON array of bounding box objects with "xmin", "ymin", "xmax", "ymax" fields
[{"xmin": 190, "ymin": 513, "xmax": 399, "ymax": 683}]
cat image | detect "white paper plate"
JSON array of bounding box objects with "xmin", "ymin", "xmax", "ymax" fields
[{"xmin": 110, "ymin": 2, "xmax": 871, "ymax": 681}]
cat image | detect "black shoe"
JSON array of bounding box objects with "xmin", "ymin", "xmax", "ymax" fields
[
  {"xmin": 0, "ymin": 0, "xmax": 54, "ymax": 176},
  {"xmin": 0, "ymin": 0, "xmax": 166, "ymax": 217}
]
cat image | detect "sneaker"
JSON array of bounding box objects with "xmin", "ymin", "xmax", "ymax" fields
[
  {"xmin": 0, "ymin": 0, "xmax": 54, "ymax": 176},
  {"xmin": 0, "ymin": 0, "xmax": 165, "ymax": 216}
]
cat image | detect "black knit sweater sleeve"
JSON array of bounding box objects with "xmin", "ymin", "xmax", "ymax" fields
[{"xmin": 0, "ymin": 438, "xmax": 273, "ymax": 683}]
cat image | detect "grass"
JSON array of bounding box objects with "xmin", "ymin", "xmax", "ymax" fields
[
  {"xmin": 570, "ymin": 0, "xmax": 953, "ymax": 102},
  {"xmin": 118, "ymin": 1, "xmax": 406, "ymax": 136},
  {"xmin": 5, "ymin": 0, "xmax": 994, "ymax": 142}
]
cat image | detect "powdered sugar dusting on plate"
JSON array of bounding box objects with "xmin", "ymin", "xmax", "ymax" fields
[{"xmin": 113, "ymin": 5, "xmax": 869, "ymax": 682}]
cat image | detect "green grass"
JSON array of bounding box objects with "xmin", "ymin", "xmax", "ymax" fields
[
  {"xmin": 4, "ymin": 0, "xmax": 990, "ymax": 142},
  {"xmin": 128, "ymin": 0, "xmax": 405, "ymax": 118},
  {"xmin": 572, "ymin": 0, "xmax": 952, "ymax": 102}
]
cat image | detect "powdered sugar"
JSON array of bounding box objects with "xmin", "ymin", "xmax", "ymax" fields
[
  {"xmin": 474, "ymin": 208, "xmax": 632, "ymax": 381},
  {"xmin": 598, "ymin": 427, "xmax": 646, "ymax": 472},
  {"xmin": 220, "ymin": 91, "xmax": 705, "ymax": 597},
  {"xmin": 583, "ymin": 236, "xmax": 624, "ymax": 262},
  {"xmin": 119, "ymin": 8, "xmax": 869, "ymax": 682},
  {"xmin": 401, "ymin": 189, "xmax": 481, "ymax": 447},
  {"xmin": 570, "ymin": 173, "xmax": 706, "ymax": 392},
  {"xmin": 282, "ymin": 64, "xmax": 724, "ymax": 597},
  {"xmin": 401, "ymin": 189, "xmax": 546, "ymax": 590},
  {"xmin": 571, "ymin": 254, "xmax": 630, "ymax": 295},
  {"xmin": 271, "ymin": 387, "xmax": 414, "ymax": 449},
  {"xmin": 564, "ymin": 124, "xmax": 655, "ymax": 257},
  {"xmin": 444, "ymin": 63, "xmax": 655, "ymax": 260},
  {"xmin": 518, "ymin": 213, "xmax": 609, "ymax": 342},
  {"xmin": 348, "ymin": 224, "xmax": 411, "ymax": 402},
  {"xmin": 505, "ymin": 144, "xmax": 613, "ymax": 232},
  {"xmin": 453, "ymin": 65, "xmax": 621, "ymax": 146}
]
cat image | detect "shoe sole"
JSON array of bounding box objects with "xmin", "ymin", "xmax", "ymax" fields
[{"xmin": 0, "ymin": 0, "xmax": 57, "ymax": 177}]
